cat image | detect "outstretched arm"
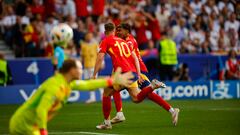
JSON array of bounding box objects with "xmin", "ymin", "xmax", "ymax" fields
[
  {"xmin": 71, "ymin": 68, "xmax": 134, "ymax": 91},
  {"xmin": 70, "ymin": 78, "xmax": 113, "ymax": 90},
  {"xmin": 131, "ymin": 51, "xmax": 141, "ymax": 77}
]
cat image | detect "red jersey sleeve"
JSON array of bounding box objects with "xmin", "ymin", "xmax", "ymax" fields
[
  {"xmin": 127, "ymin": 40, "xmax": 134, "ymax": 51},
  {"xmin": 99, "ymin": 38, "xmax": 108, "ymax": 53}
]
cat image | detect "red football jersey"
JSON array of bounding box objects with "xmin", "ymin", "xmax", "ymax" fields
[
  {"xmin": 126, "ymin": 35, "xmax": 148, "ymax": 72},
  {"xmin": 99, "ymin": 35, "xmax": 137, "ymax": 73}
]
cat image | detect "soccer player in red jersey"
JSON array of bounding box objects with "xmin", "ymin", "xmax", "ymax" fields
[
  {"xmin": 111, "ymin": 23, "xmax": 180, "ymax": 126},
  {"xmin": 93, "ymin": 23, "xmax": 166, "ymax": 129}
]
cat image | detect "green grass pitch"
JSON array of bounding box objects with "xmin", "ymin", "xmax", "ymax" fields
[{"xmin": 0, "ymin": 99, "xmax": 240, "ymax": 135}]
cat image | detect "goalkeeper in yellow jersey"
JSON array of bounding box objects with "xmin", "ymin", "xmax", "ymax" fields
[{"xmin": 9, "ymin": 59, "xmax": 133, "ymax": 135}]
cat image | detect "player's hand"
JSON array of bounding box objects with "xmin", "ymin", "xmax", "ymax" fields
[
  {"xmin": 40, "ymin": 129, "xmax": 48, "ymax": 135},
  {"xmin": 138, "ymin": 75, "xmax": 144, "ymax": 84},
  {"xmin": 112, "ymin": 67, "xmax": 134, "ymax": 87}
]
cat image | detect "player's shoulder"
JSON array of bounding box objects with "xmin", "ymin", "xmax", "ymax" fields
[{"xmin": 45, "ymin": 74, "xmax": 66, "ymax": 90}]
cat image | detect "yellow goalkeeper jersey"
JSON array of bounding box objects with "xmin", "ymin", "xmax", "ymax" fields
[{"xmin": 9, "ymin": 73, "xmax": 111, "ymax": 134}]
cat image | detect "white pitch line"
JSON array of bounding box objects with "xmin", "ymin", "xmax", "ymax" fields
[{"xmin": 49, "ymin": 131, "xmax": 120, "ymax": 135}]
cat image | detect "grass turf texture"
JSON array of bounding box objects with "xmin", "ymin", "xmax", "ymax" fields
[{"xmin": 0, "ymin": 99, "xmax": 240, "ymax": 135}]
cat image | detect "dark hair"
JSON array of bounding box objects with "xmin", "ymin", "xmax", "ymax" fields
[
  {"xmin": 0, "ymin": 53, "xmax": 4, "ymax": 60},
  {"xmin": 118, "ymin": 23, "xmax": 131, "ymax": 33},
  {"xmin": 104, "ymin": 23, "xmax": 115, "ymax": 32},
  {"xmin": 59, "ymin": 59, "xmax": 77, "ymax": 74}
]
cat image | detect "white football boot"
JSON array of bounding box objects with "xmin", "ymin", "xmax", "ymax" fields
[
  {"xmin": 172, "ymin": 108, "xmax": 180, "ymax": 126},
  {"xmin": 151, "ymin": 79, "xmax": 166, "ymax": 89},
  {"xmin": 111, "ymin": 112, "xmax": 126, "ymax": 124},
  {"xmin": 96, "ymin": 120, "xmax": 112, "ymax": 130}
]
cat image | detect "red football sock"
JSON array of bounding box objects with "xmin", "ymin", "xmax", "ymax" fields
[
  {"xmin": 113, "ymin": 91, "xmax": 122, "ymax": 112},
  {"xmin": 148, "ymin": 92, "xmax": 171, "ymax": 111},
  {"xmin": 137, "ymin": 86, "xmax": 154, "ymax": 102},
  {"xmin": 102, "ymin": 96, "xmax": 111, "ymax": 119}
]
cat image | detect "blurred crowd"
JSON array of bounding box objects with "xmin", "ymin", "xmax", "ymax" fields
[{"xmin": 0, "ymin": 0, "xmax": 239, "ymax": 58}]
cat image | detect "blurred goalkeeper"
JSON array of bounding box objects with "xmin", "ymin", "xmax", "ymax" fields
[{"xmin": 9, "ymin": 59, "xmax": 133, "ymax": 135}]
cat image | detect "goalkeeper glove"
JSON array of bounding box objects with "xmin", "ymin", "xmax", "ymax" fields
[{"xmin": 40, "ymin": 129, "xmax": 48, "ymax": 135}]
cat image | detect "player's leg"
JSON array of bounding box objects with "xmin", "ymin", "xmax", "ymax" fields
[
  {"xmin": 148, "ymin": 92, "xmax": 180, "ymax": 126},
  {"xmin": 111, "ymin": 91, "xmax": 126, "ymax": 124},
  {"xmin": 96, "ymin": 87, "xmax": 115, "ymax": 130},
  {"xmin": 111, "ymin": 71, "xmax": 140, "ymax": 124},
  {"xmin": 140, "ymin": 74, "xmax": 180, "ymax": 126},
  {"xmin": 128, "ymin": 79, "xmax": 165, "ymax": 103}
]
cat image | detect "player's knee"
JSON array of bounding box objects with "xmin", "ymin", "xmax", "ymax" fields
[
  {"xmin": 132, "ymin": 100, "xmax": 141, "ymax": 104},
  {"xmin": 131, "ymin": 97, "xmax": 141, "ymax": 103}
]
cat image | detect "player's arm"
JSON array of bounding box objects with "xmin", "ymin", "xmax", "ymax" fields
[
  {"xmin": 70, "ymin": 78, "xmax": 112, "ymax": 90},
  {"xmin": 131, "ymin": 51, "xmax": 141, "ymax": 76},
  {"xmin": 131, "ymin": 51, "xmax": 144, "ymax": 83},
  {"xmin": 93, "ymin": 52, "xmax": 105, "ymax": 78},
  {"xmin": 71, "ymin": 68, "xmax": 134, "ymax": 90}
]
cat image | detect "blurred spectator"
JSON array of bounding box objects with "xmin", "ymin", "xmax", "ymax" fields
[
  {"xmin": 44, "ymin": 15, "xmax": 58, "ymax": 42},
  {"xmin": 172, "ymin": 18, "xmax": 188, "ymax": 47},
  {"xmin": 73, "ymin": 19, "xmax": 85, "ymax": 55},
  {"xmin": 189, "ymin": 22, "xmax": 205, "ymax": 45},
  {"xmin": 173, "ymin": 63, "xmax": 191, "ymax": 82},
  {"xmin": 85, "ymin": 16, "xmax": 95, "ymax": 33},
  {"xmin": 156, "ymin": 3, "xmax": 171, "ymax": 32},
  {"xmin": 134, "ymin": 12, "xmax": 148, "ymax": 50},
  {"xmin": 215, "ymin": 38, "xmax": 227, "ymax": 54},
  {"xmin": 204, "ymin": 0, "xmax": 219, "ymax": 15},
  {"xmin": 218, "ymin": 28, "xmax": 230, "ymax": 48},
  {"xmin": 190, "ymin": 0, "xmax": 203, "ymax": 15},
  {"xmin": 225, "ymin": 50, "xmax": 240, "ymax": 80},
  {"xmin": 158, "ymin": 31, "xmax": 178, "ymax": 81},
  {"xmin": 62, "ymin": 0, "xmax": 76, "ymax": 19},
  {"xmin": 15, "ymin": 0, "xmax": 27, "ymax": 17},
  {"xmin": 224, "ymin": 13, "xmax": 239, "ymax": 34},
  {"xmin": 142, "ymin": 11, "xmax": 161, "ymax": 48},
  {"xmin": 30, "ymin": 0, "xmax": 45, "ymax": 20},
  {"xmin": 80, "ymin": 32, "xmax": 101, "ymax": 103},
  {"xmin": 66, "ymin": 15, "xmax": 77, "ymax": 29},
  {"xmin": 75, "ymin": 0, "xmax": 89, "ymax": 21},
  {"xmin": 35, "ymin": 14, "xmax": 47, "ymax": 56},
  {"xmin": 43, "ymin": 0, "xmax": 56, "ymax": 18},
  {"xmin": 2, "ymin": 5, "xmax": 16, "ymax": 48},
  {"xmin": 218, "ymin": 0, "xmax": 235, "ymax": 13},
  {"xmin": 23, "ymin": 17, "xmax": 39, "ymax": 57},
  {"xmin": 92, "ymin": 0, "xmax": 105, "ymax": 23},
  {"xmin": 179, "ymin": 39, "xmax": 192, "ymax": 54},
  {"xmin": 208, "ymin": 20, "xmax": 219, "ymax": 51},
  {"xmin": 144, "ymin": 0, "xmax": 156, "ymax": 13},
  {"xmin": 12, "ymin": 16, "xmax": 25, "ymax": 57},
  {"xmin": 201, "ymin": 38, "xmax": 212, "ymax": 54},
  {"xmin": 0, "ymin": 53, "xmax": 12, "ymax": 86}
]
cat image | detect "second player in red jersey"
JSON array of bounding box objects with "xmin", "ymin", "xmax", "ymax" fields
[
  {"xmin": 98, "ymin": 34, "xmax": 137, "ymax": 73},
  {"xmin": 126, "ymin": 34, "xmax": 148, "ymax": 73},
  {"xmin": 109, "ymin": 23, "xmax": 180, "ymax": 128}
]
